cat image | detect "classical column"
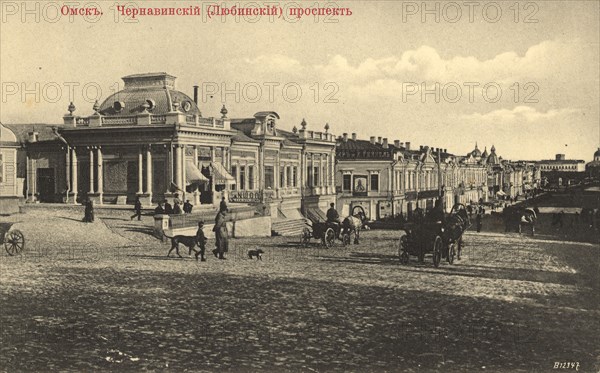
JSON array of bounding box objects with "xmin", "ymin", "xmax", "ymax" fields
[
  {"xmin": 138, "ymin": 147, "xmax": 143, "ymax": 195},
  {"xmin": 310, "ymin": 153, "xmax": 314, "ymax": 189},
  {"xmin": 65, "ymin": 148, "xmax": 70, "ymax": 203},
  {"xmin": 175, "ymin": 145, "xmax": 182, "ymax": 190},
  {"xmin": 97, "ymin": 147, "xmax": 103, "ymax": 204},
  {"xmin": 72, "ymin": 148, "xmax": 78, "ymax": 203},
  {"xmin": 193, "ymin": 146, "xmax": 199, "ymax": 205},
  {"xmin": 181, "ymin": 146, "xmax": 187, "ymax": 199},
  {"xmin": 283, "ymin": 163, "xmax": 288, "ymax": 189},
  {"xmin": 146, "ymin": 146, "xmax": 153, "ymax": 201},
  {"xmin": 89, "ymin": 148, "xmax": 95, "ymax": 194}
]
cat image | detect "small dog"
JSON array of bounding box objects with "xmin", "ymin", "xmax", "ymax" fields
[
  {"xmin": 163, "ymin": 233, "xmax": 205, "ymax": 261},
  {"xmin": 247, "ymin": 248, "xmax": 264, "ymax": 260}
]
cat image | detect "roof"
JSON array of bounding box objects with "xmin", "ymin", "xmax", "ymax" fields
[
  {"xmin": 336, "ymin": 138, "xmax": 393, "ymax": 160},
  {"xmin": 122, "ymin": 72, "xmax": 176, "ymax": 79},
  {"xmin": 231, "ymin": 130, "xmax": 260, "ymax": 144},
  {"xmin": 537, "ymin": 159, "xmax": 585, "ymax": 164},
  {"xmin": 2, "ymin": 123, "xmax": 62, "ymax": 143}
]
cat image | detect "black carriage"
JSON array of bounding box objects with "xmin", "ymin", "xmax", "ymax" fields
[
  {"xmin": 1, "ymin": 223, "xmax": 25, "ymax": 256},
  {"xmin": 398, "ymin": 203, "xmax": 470, "ymax": 267}
]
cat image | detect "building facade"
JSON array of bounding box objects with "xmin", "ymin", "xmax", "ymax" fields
[{"xmin": 8, "ymin": 72, "xmax": 336, "ymax": 218}]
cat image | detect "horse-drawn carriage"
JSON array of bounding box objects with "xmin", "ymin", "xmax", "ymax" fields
[
  {"xmin": 503, "ymin": 206, "xmax": 537, "ymax": 235},
  {"xmin": 1, "ymin": 223, "xmax": 25, "ymax": 256},
  {"xmin": 300, "ymin": 206, "xmax": 368, "ymax": 248},
  {"xmin": 398, "ymin": 203, "xmax": 470, "ymax": 267}
]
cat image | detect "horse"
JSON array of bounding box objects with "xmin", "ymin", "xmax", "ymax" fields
[
  {"xmin": 340, "ymin": 206, "xmax": 369, "ymax": 244},
  {"xmin": 518, "ymin": 209, "xmax": 537, "ymax": 236},
  {"xmin": 503, "ymin": 206, "xmax": 537, "ymax": 235}
]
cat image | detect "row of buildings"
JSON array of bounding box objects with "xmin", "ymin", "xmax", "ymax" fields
[{"xmin": 1, "ymin": 72, "xmax": 541, "ymax": 219}]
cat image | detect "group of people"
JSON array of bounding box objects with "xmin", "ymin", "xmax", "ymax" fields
[
  {"xmin": 192, "ymin": 198, "xmax": 231, "ymax": 260},
  {"xmin": 152, "ymin": 194, "xmax": 194, "ymax": 217}
]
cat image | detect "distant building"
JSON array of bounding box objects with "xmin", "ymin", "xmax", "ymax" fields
[
  {"xmin": 585, "ymin": 148, "xmax": 600, "ymax": 179},
  {"xmin": 537, "ymin": 154, "xmax": 586, "ymax": 187}
]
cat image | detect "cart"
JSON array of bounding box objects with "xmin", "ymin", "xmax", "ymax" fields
[
  {"xmin": 299, "ymin": 220, "xmax": 351, "ymax": 248},
  {"xmin": 1, "ymin": 223, "xmax": 25, "ymax": 256}
]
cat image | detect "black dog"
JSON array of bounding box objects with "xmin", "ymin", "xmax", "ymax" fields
[
  {"xmin": 247, "ymin": 248, "xmax": 264, "ymax": 260},
  {"xmin": 163, "ymin": 234, "xmax": 205, "ymax": 261}
]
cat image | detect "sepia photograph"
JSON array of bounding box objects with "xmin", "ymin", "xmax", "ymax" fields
[{"xmin": 0, "ymin": 1, "xmax": 599, "ymax": 371}]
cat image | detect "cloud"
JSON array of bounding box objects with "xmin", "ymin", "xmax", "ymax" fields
[
  {"xmin": 243, "ymin": 54, "xmax": 303, "ymax": 73},
  {"xmin": 459, "ymin": 106, "xmax": 581, "ymax": 123}
]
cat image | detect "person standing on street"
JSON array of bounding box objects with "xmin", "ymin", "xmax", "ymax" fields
[
  {"xmin": 213, "ymin": 205, "xmax": 231, "ymax": 260},
  {"xmin": 131, "ymin": 196, "xmax": 142, "ymax": 221},
  {"xmin": 476, "ymin": 211, "xmax": 483, "ymax": 233}
]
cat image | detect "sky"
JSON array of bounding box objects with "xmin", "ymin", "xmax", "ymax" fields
[{"xmin": 1, "ymin": 0, "xmax": 599, "ymax": 161}]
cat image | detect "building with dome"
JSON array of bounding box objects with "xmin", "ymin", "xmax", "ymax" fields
[
  {"xmin": 0, "ymin": 123, "xmax": 22, "ymax": 213},
  {"xmin": 585, "ymin": 148, "xmax": 600, "ymax": 180},
  {"xmin": 7, "ymin": 72, "xmax": 336, "ymax": 227}
]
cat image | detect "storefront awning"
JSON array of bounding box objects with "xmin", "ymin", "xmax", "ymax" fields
[
  {"xmin": 211, "ymin": 162, "xmax": 236, "ymax": 185},
  {"xmin": 186, "ymin": 161, "xmax": 209, "ymax": 185},
  {"xmin": 496, "ymin": 190, "xmax": 507, "ymax": 196}
]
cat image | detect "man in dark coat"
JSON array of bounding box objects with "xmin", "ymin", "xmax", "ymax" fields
[
  {"xmin": 195, "ymin": 221, "xmax": 208, "ymax": 261},
  {"xmin": 83, "ymin": 200, "xmax": 94, "ymax": 223},
  {"xmin": 183, "ymin": 200, "xmax": 193, "ymax": 214},
  {"xmin": 213, "ymin": 206, "xmax": 231, "ymax": 260},
  {"xmin": 154, "ymin": 202, "xmax": 165, "ymax": 215},
  {"xmin": 220, "ymin": 197, "xmax": 228, "ymax": 213},
  {"xmin": 164, "ymin": 200, "xmax": 173, "ymax": 214},
  {"xmin": 131, "ymin": 196, "xmax": 143, "ymax": 221}
]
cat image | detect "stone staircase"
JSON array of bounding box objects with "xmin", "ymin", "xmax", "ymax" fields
[{"xmin": 271, "ymin": 218, "xmax": 311, "ymax": 236}]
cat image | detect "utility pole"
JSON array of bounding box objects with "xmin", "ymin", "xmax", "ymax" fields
[{"xmin": 437, "ymin": 148, "xmax": 443, "ymax": 210}]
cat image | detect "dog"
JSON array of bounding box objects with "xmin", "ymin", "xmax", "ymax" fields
[
  {"xmin": 247, "ymin": 248, "xmax": 264, "ymax": 260},
  {"xmin": 163, "ymin": 233, "xmax": 205, "ymax": 261}
]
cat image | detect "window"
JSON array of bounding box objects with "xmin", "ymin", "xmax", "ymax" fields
[
  {"xmin": 313, "ymin": 166, "xmax": 319, "ymax": 187},
  {"xmin": 231, "ymin": 165, "xmax": 237, "ymax": 191},
  {"xmin": 286, "ymin": 166, "xmax": 292, "ymax": 187},
  {"xmin": 292, "ymin": 167, "xmax": 297, "ymax": 187},
  {"xmin": 239, "ymin": 166, "xmax": 246, "ymax": 191},
  {"xmin": 265, "ymin": 166, "xmax": 274, "ymax": 189},
  {"xmin": 343, "ymin": 174, "xmax": 351, "ymax": 191},
  {"xmin": 248, "ymin": 166, "xmax": 254, "ymax": 190},
  {"xmin": 370, "ymin": 174, "xmax": 379, "ymax": 191},
  {"xmin": 280, "ymin": 167, "xmax": 285, "ymax": 188},
  {"xmin": 306, "ymin": 166, "xmax": 312, "ymax": 187}
]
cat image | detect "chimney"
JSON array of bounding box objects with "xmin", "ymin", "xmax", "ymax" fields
[
  {"xmin": 405, "ymin": 142, "xmax": 411, "ymax": 150},
  {"xmin": 343, "ymin": 133, "xmax": 348, "ymax": 142},
  {"xmin": 444, "ymin": 148, "xmax": 447, "ymax": 153},
  {"xmin": 28, "ymin": 131, "xmax": 38, "ymax": 143},
  {"xmin": 556, "ymin": 154, "xmax": 565, "ymax": 161},
  {"xmin": 382, "ymin": 138, "xmax": 389, "ymax": 148},
  {"xmin": 394, "ymin": 140, "xmax": 400, "ymax": 148},
  {"xmin": 400, "ymin": 142, "xmax": 405, "ymax": 148},
  {"xmin": 370, "ymin": 136, "xmax": 376, "ymax": 145},
  {"xmin": 193, "ymin": 85, "xmax": 199, "ymax": 104},
  {"xmin": 351, "ymin": 133, "xmax": 357, "ymax": 141},
  {"xmin": 377, "ymin": 136, "xmax": 382, "ymax": 144}
]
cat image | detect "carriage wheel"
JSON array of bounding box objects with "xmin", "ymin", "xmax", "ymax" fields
[
  {"xmin": 299, "ymin": 228, "xmax": 311, "ymax": 247},
  {"xmin": 447, "ymin": 243, "xmax": 455, "ymax": 265},
  {"xmin": 4, "ymin": 230, "xmax": 25, "ymax": 256},
  {"xmin": 432, "ymin": 236, "xmax": 442, "ymax": 268},
  {"xmin": 323, "ymin": 228, "xmax": 335, "ymax": 248},
  {"xmin": 457, "ymin": 238, "xmax": 462, "ymax": 260},
  {"xmin": 342, "ymin": 232, "xmax": 351, "ymax": 246}
]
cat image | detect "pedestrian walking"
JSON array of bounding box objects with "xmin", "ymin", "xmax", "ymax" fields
[
  {"xmin": 220, "ymin": 196, "xmax": 227, "ymax": 213},
  {"xmin": 195, "ymin": 221, "xmax": 208, "ymax": 261},
  {"xmin": 83, "ymin": 199, "xmax": 95, "ymax": 223},
  {"xmin": 130, "ymin": 196, "xmax": 142, "ymax": 221},
  {"xmin": 476, "ymin": 212, "xmax": 482, "ymax": 233},
  {"xmin": 212, "ymin": 205, "xmax": 231, "ymax": 260}
]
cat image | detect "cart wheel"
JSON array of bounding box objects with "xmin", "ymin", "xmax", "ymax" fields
[
  {"xmin": 399, "ymin": 250, "xmax": 409, "ymax": 264},
  {"xmin": 432, "ymin": 236, "xmax": 442, "ymax": 268},
  {"xmin": 299, "ymin": 228, "xmax": 311, "ymax": 247},
  {"xmin": 342, "ymin": 232, "xmax": 351, "ymax": 246},
  {"xmin": 448, "ymin": 243, "xmax": 455, "ymax": 265},
  {"xmin": 4, "ymin": 229, "xmax": 25, "ymax": 256},
  {"xmin": 323, "ymin": 228, "xmax": 335, "ymax": 248}
]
